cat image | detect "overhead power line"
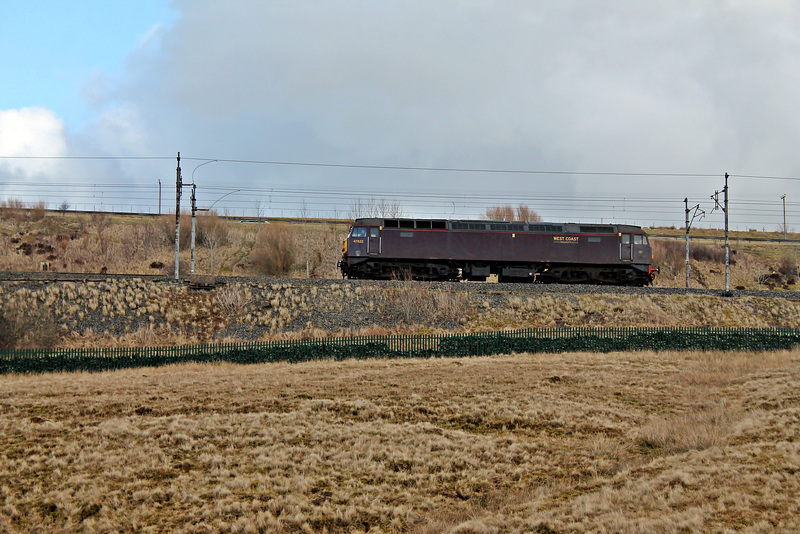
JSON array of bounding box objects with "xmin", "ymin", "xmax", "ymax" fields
[
  {"xmin": 181, "ymin": 157, "xmax": 723, "ymax": 178},
  {"xmin": 4, "ymin": 154, "xmax": 800, "ymax": 180}
]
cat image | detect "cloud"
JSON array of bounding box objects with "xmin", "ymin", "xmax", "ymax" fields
[
  {"xmin": 6, "ymin": 1, "xmax": 800, "ymax": 224},
  {"xmin": 127, "ymin": 3, "xmax": 799, "ymax": 171},
  {"xmin": 0, "ymin": 107, "xmax": 68, "ymax": 176}
]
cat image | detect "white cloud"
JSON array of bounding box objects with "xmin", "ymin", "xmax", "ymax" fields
[
  {"xmin": 0, "ymin": 107, "xmax": 68, "ymax": 176},
  {"xmin": 7, "ymin": 1, "xmax": 800, "ymax": 224}
]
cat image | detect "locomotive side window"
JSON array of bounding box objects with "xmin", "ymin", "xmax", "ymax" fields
[
  {"xmin": 634, "ymin": 235, "xmax": 644, "ymax": 245},
  {"xmin": 352, "ymin": 227, "xmax": 367, "ymax": 237},
  {"xmin": 621, "ymin": 234, "xmax": 631, "ymax": 244},
  {"xmin": 370, "ymin": 227, "xmax": 379, "ymax": 238}
]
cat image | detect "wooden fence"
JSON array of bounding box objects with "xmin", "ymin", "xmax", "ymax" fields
[{"xmin": 2, "ymin": 327, "xmax": 799, "ymax": 375}]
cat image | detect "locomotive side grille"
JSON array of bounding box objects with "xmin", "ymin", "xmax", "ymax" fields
[
  {"xmin": 579, "ymin": 226, "xmax": 615, "ymax": 234},
  {"xmin": 529, "ymin": 224, "xmax": 564, "ymax": 232}
]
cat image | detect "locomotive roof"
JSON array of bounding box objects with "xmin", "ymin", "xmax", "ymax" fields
[{"xmin": 352, "ymin": 217, "xmax": 646, "ymax": 233}]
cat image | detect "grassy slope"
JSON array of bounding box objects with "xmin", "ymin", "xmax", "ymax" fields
[
  {"xmin": 1, "ymin": 350, "xmax": 798, "ymax": 532},
  {"xmin": 3, "ymin": 212, "xmax": 800, "ymax": 533},
  {"xmin": 2, "ymin": 210, "xmax": 799, "ymax": 286},
  {"xmin": 3, "ymin": 211, "xmax": 800, "ymax": 347}
]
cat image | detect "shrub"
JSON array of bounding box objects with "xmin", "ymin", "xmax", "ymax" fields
[
  {"xmin": 249, "ymin": 223, "xmax": 297, "ymax": 276},
  {"xmin": 29, "ymin": 201, "xmax": 46, "ymax": 221},
  {"xmin": 156, "ymin": 212, "xmax": 192, "ymax": 250},
  {"xmin": 0, "ymin": 198, "xmax": 27, "ymax": 223},
  {"xmin": 776, "ymin": 256, "xmax": 798, "ymax": 277},
  {"xmin": 650, "ymin": 239, "xmax": 684, "ymax": 276},
  {"xmin": 691, "ymin": 243, "xmax": 726, "ymax": 263},
  {"xmin": 197, "ymin": 210, "xmax": 229, "ymax": 248},
  {"xmin": 0, "ymin": 304, "xmax": 61, "ymax": 349}
]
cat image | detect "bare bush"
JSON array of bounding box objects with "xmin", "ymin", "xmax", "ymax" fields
[
  {"xmin": 776, "ymin": 256, "xmax": 798, "ymax": 277},
  {"xmin": 197, "ymin": 210, "xmax": 229, "ymax": 248},
  {"xmin": 249, "ymin": 223, "xmax": 297, "ymax": 276},
  {"xmin": 198, "ymin": 210, "xmax": 229, "ymax": 273},
  {"xmin": 29, "ymin": 201, "xmax": 46, "ymax": 221},
  {"xmin": 483, "ymin": 204, "xmax": 542, "ymax": 222},
  {"xmin": 156, "ymin": 212, "xmax": 193, "ymax": 249},
  {"xmin": 691, "ymin": 243, "xmax": 727, "ymax": 263},
  {"xmin": 651, "ymin": 239, "xmax": 684, "ymax": 278},
  {"xmin": 92, "ymin": 212, "xmax": 113, "ymax": 259},
  {"xmin": 0, "ymin": 304, "xmax": 61, "ymax": 349},
  {"xmin": 0, "ymin": 198, "xmax": 27, "ymax": 223}
]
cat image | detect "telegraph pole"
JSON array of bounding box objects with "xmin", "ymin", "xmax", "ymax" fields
[
  {"xmin": 782, "ymin": 194, "xmax": 787, "ymax": 240},
  {"xmin": 174, "ymin": 153, "xmax": 182, "ymax": 281}
]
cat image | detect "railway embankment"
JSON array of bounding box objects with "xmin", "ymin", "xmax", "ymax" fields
[{"xmin": 3, "ymin": 273, "xmax": 800, "ymax": 349}]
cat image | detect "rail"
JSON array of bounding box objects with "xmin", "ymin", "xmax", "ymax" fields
[{"xmin": 2, "ymin": 327, "xmax": 799, "ymax": 375}]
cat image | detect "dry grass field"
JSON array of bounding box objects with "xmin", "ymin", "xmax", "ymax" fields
[{"xmin": 2, "ymin": 349, "xmax": 799, "ymax": 533}]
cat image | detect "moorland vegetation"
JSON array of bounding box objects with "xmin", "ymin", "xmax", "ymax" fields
[{"xmin": 2, "ymin": 202, "xmax": 800, "ymax": 349}]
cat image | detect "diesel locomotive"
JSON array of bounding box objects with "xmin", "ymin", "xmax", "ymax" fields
[{"xmin": 338, "ymin": 217, "xmax": 657, "ymax": 285}]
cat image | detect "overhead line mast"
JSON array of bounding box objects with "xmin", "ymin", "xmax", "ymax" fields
[
  {"xmin": 175, "ymin": 153, "xmax": 182, "ymax": 281},
  {"xmin": 712, "ymin": 173, "xmax": 730, "ymax": 293}
]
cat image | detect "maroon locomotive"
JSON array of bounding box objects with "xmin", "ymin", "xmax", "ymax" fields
[{"xmin": 338, "ymin": 217, "xmax": 657, "ymax": 285}]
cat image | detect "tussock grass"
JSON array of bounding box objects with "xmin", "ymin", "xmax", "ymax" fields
[
  {"xmin": 5, "ymin": 278, "xmax": 800, "ymax": 348},
  {"xmin": 637, "ymin": 403, "xmax": 739, "ymax": 452},
  {"xmin": 1, "ymin": 349, "xmax": 799, "ymax": 532}
]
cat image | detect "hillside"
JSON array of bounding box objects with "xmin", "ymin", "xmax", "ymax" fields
[
  {"xmin": 2, "ymin": 208, "xmax": 798, "ymax": 288},
  {"xmin": 2, "ymin": 208, "xmax": 800, "ymax": 349}
]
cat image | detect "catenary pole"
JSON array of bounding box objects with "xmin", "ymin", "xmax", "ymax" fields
[
  {"xmin": 175, "ymin": 153, "xmax": 182, "ymax": 281},
  {"xmin": 191, "ymin": 184, "xmax": 197, "ymax": 274},
  {"xmin": 685, "ymin": 198, "xmax": 690, "ymax": 289},
  {"xmin": 683, "ymin": 199, "xmax": 705, "ymax": 290},
  {"xmin": 724, "ymin": 172, "xmax": 730, "ymax": 293}
]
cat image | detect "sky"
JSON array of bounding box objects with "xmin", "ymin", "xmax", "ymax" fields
[{"xmin": 1, "ymin": 0, "xmax": 800, "ymax": 229}]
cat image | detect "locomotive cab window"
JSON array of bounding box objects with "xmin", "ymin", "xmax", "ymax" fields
[
  {"xmin": 634, "ymin": 235, "xmax": 644, "ymax": 245},
  {"xmin": 352, "ymin": 227, "xmax": 367, "ymax": 238},
  {"xmin": 370, "ymin": 227, "xmax": 379, "ymax": 237},
  {"xmin": 621, "ymin": 234, "xmax": 631, "ymax": 244}
]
